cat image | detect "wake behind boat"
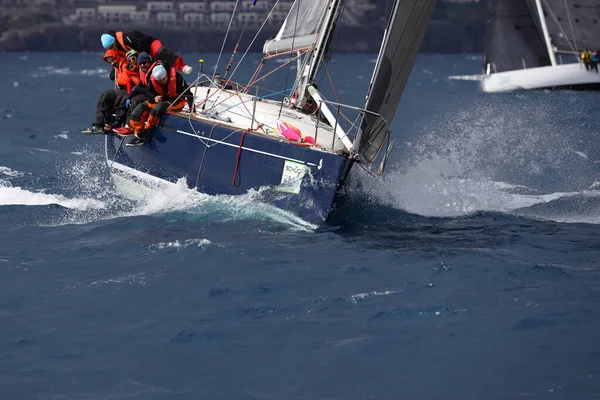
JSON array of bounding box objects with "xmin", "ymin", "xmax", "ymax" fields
[
  {"xmin": 102, "ymin": 0, "xmax": 436, "ymax": 224},
  {"xmin": 480, "ymin": 0, "xmax": 600, "ymax": 93}
]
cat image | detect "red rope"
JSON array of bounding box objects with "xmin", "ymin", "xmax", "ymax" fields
[
  {"xmin": 231, "ymin": 122, "xmax": 266, "ymax": 186},
  {"xmin": 232, "ymin": 129, "xmax": 250, "ymax": 187}
]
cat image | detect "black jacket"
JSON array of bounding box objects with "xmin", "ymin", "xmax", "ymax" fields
[{"xmin": 107, "ymin": 30, "xmax": 156, "ymax": 54}]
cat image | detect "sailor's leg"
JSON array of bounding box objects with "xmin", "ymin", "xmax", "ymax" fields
[
  {"xmin": 167, "ymin": 98, "xmax": 188, "ymax": 113},
  {"xmin": 111, "ymin": 89, "xmax": 128, "ymax": 127},
  {"xmin": 129, "ymin": 101, "xmax": 153, "ymax": 136},
  {"xmin": 96, "ymin": 89, "xmax": 117, "ymax": 127},
  {"xmin": 125, "ymin": 94, "xmax": 147, "ymax": 125},
  {"xmin": 145, "ymin": 101, "xmax": 170, "ymax": 130}
]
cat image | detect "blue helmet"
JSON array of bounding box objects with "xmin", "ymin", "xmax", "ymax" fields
[{"xmin": 101, "ymin": 34, "xmax": 115, "ymax": 49}]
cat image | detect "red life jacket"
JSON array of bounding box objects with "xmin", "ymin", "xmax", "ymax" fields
[
  {"xmin": 140, "ymin": 60, "xmax": 160, "ymax": 86},
  {"xmin": 150, "ymin": 64, "xmax": 178, "ymax": 98}
]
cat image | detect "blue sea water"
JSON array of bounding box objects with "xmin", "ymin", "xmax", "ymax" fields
[{"xmin": 1, "ymin": 52, "xmax": 600, "ymax": 399}]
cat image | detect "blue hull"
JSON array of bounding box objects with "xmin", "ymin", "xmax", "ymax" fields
[{"xmin": 105, "ymin": 114, "xmax": 353, "ymax": 224}]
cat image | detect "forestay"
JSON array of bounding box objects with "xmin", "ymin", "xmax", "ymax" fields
[
  {"xmin": 263, "ymin": 0, "xmax": 330, "ymax": 56},
  {"xmin": 356, "ymin": 0, "xmax": 436, "ymax": 164},
  {"xmin": 484, "ymin": 0, "xmax": 551, "ymax": 73}
]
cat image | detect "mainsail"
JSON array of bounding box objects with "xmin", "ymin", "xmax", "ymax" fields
[
  {"xmin": 356, "ymin": 0, "xmax": 436, "ymax": 164},
  {"xmin": 484, "ymin": 0, "xmax": 551, "ymax": 73},
  {"xmin": 263, "ymin": 0, "xmax": 330, "ymax": 56},
  {"xmin": 538, "ymin": 0, "xmax": 600, "ymax": 54}
]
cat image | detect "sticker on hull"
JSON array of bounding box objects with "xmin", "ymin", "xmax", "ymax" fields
[{"xmin": 278, "ymin": 160, "xmax": 308, "ymax": 194}]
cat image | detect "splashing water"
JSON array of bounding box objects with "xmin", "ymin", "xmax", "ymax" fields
[
  {"xmin": 0, "ymin": 149, "xmax": 316, "ymax": 231},
  {"xmin": 346, "ymin": 93, "xmax": 600, "ymax": 222},
  {"xmin": 126, "ymin": 178, "xmax": 317, "ymax": 231}
]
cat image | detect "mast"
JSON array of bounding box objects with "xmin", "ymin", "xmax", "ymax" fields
[
  {"xmin": 295, "ymin": 0, "xmax": 342, "ymax": 105},
  {"xmin": 304, "ymin": 0, "xmax": 341, "ymax": 87},
  {"xmin": 533, "ymin": 0, "xmax": 557, "ymax": 66}
]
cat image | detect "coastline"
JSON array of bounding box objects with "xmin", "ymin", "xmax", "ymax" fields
[
  {"xmin": 0, "ymin": 2, "xmax": 485, "ymax": 53},
  {"xmin": 0, "ymin": 24, "xmax": 485, "ymax": 54}
]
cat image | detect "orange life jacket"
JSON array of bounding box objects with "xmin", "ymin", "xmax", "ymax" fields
[
  {"xmin": 150, "ymin": 64, "xmax": 178, "ymax": 98},
  {"xmin": 120, "ymin": 64, "xmax": 141, "ymax": 93},
  {"xmin": 115, "ymin": 60, "xmax": 131, "ymax": 87},
  {"xmin": 102, "ymin": 48, "xmax": 124, "ymax": 64}
]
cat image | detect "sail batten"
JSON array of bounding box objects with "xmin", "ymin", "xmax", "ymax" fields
[
  {"xmin": 263, "ymin": 0, "xmax": 330, "ymax": 56},
  {"xmin": 356, "ymin": 0, "xmax": 436, "ymax": 164}
]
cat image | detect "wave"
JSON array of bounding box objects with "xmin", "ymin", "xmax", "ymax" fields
[
  {"xmin": 0, "ymin": 166, "xmax": 25, "ymax": 178},
  {"xmin": 0, "ymin": 156, "xmax": 316, "ymax": 231},
  {"xmin": 0, "ymin": 185, "xmax": 106, "ymax": 210},
  {"xmin": 118, "ymin": 178, "xmax": 317, "ymax": 231}
]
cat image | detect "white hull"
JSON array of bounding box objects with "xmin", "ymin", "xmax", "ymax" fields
[{"xmin": 481, "ymin": 63, "xmax": 600, "ymax": 93}]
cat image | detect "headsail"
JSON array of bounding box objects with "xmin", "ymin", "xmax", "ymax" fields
[
  {"xmin": 356, "ymin": 0, "xmax": 436, "ymax": 164},
  {"xmin": 484, "ymin": 0, "xmax": 551, "ymax": 73},
  {"xmin": 538, "ymin": 0, "xmax": 600, "ymax": 54},
  {"xmin": 263, "ymin": 0, "xmax": 330, "ymax": 56}
]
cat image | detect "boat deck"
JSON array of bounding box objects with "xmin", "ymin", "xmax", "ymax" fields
[{"xmin": 171, "ymin": 86, "xmax": 349, "ymax": 154}]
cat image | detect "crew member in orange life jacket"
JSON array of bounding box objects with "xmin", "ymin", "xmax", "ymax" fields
[
  {"xmin": 127, "ymin": 63, "xmax": 192, "ymax": 147},
  {"xmin": 100, "ymin": 31, "xmax": 192, "ymax": 74}
]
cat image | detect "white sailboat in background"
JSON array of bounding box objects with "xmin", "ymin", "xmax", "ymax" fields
[{"xmin": 452, "ymin": 0, "xmax": 600, "ymax": 92}]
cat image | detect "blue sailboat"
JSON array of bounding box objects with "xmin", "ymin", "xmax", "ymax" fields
[{"xmin": 104, "ymin": 0, "xmax": 436, "ymax": 225}]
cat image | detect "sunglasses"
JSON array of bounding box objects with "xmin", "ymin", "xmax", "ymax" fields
[{"xmin": 139, "ymin": 61, "xmax": 150, "ymax": 66}]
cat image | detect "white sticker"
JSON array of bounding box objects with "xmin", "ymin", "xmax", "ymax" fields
[{"xmin": 278, "ymin": 160, "xmax": 308, "ymax": 194}]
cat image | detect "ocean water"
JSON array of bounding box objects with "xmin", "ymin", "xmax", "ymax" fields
[{"xmin": 1, "ymin": 52, "xmax": 600, "ymax": 399}]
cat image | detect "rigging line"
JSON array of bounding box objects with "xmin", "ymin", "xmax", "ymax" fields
[
  {"xmin": 324, "ymin": 65, "xmax": 348, "ymax": 131},
  {"xmin": 213, "ymin": 0, "xmax": 241, "ymax": 80},
  {"xmin": 216, "ymin": 87, "xmax": 293, "ymax": 114},
  {"xmin": 246, "ymin": 52, "xmax": 303, "ymax": 88},
  {"xmin": 209, "ymin": 0, "xmax": 242, "ymax": 111},
  {"xmin": 562, "ymin": 0, "xmax": 578, "ymax": 56},
  {"xmin": 223, "ymin": 0, "xmax": 260, "ymax": 80},
  {"xmin": 541, "ymin": 0, "xmax": 578, "ymax": 61},
  {"xmin": 279, "ymin": 0, "xmax": 302, "ymax": 118},
  {"xmin": 203, "ymin": 0, "xmax": 241, "ymax": 112},
  {"xmin": 228, "ymin": 0, "xmax": 281, "ymax": 86}
]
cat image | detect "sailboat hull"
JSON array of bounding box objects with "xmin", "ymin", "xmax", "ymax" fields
[
  {"xmin": 104, "ymin": 113, "xmax": 352, "ymax": 225},
  {"xmin": 481, "ymin": 63, "xmax": 600, "ymax": 93}
]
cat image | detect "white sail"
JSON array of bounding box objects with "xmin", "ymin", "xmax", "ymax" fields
[{"xmin": 263, "ymin": 0, "xmax": 330, "ymax": 56}]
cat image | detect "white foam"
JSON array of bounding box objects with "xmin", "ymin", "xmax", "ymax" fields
[
  {"xmin": 348, "ymin": 290, "xmax": 398, "ymax": 305},
  {"xmin": 0, "ymin": 186, "xmax": 106, "ymax": 210},
  {"xmin": 124, "ymin": 178, "xmax": 318, "ymax": 231},
  {"xmin": 0, "ymin": 166, "xmax": 24, "ymax": 177},
  {"xmin": 358, "ymin": 168, "xmax": 580, "ymax": 217},
  {"xmin": 153, "ymin": 238, "xmax": 212, "ymax": 250}
]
